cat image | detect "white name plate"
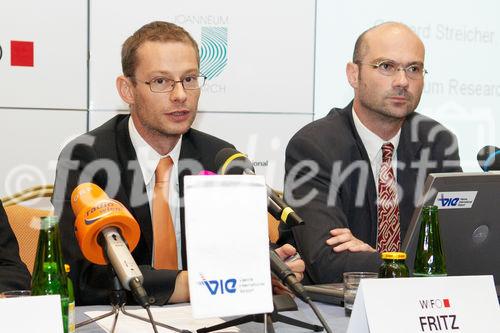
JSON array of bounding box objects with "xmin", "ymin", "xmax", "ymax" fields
[
  {"xmin": 348, "ymin": 275, "xmax": 500, "ymax": 333},
  {"xmin": 0, "ymin": 294, "xmax": 63, "ymax": 332},
  {"xmin": 184, "ymin": 175, "xmax": 273, "ymax": 319}
]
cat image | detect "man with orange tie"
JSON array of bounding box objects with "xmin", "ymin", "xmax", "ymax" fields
[
  {"xmin": 52, "ymin": 21, "xmax": 304, "ymax": 305},
  {"xmin": 278, "ymin": 22, "xmax": 462, "ymax": 284}
]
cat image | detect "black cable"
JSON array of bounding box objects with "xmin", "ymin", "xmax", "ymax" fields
[
  {"xmin": 144, "ymin": 306, "xmax": 159, "ymax": 333},
  {"xmin": 307, "ymin": 298, "xmax": 333, "ymax": 333},
  {"xmin": 122, "ymin": 305, "xmax": 192, "ymax": 333},
  {"xmin": 269, "ymin": 250, "xmax": 333, "ymax": 332}
]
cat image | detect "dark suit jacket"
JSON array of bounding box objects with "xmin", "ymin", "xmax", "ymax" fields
[
  {"xmin": 52, "ymin": 115, "xmax": 234, "ymax": 305},
  {"xmin": 278, "ymin": 102, "xmax": 462, "ymax": 283},
  {"xmin": 0, "ymin": 202, "xmax": 31, "ymax": 292}
]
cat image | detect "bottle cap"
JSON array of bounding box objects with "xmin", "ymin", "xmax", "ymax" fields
[{"xmin": 381, "ymin": 252, "xmax": 407, "ymax": 260}]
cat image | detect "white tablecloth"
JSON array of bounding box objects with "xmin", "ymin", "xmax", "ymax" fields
[{"xmin": 76, "ymin": 299, "xmax": 349, "ymax": 333}]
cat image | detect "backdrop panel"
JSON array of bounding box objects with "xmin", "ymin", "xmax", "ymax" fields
[
  {"xmin": 193, "ymin": 112, "xmax": 314, "ymax": 189},
  {"xmin": 88, "ymin": 110, "xmax": 128, "ymax": 130},
  {"xmin": 0, "ymin": 0, "xmax": 87, "ymax": 110},
  {"xmin": 0, "ymin": 109, "xmax": 87, "ymax": 198},
  {"xmin": 89, "ymin": 0, "xmax": 315, "ymax": 114},
  {"xmin": 315, "ymin": 0, "xmax": 500, "ymax": 171}
]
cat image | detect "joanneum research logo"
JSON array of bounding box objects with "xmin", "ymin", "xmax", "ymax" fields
[{"xmin": 200, "ymin": 27, "xmax": 228, "ymax": 80}]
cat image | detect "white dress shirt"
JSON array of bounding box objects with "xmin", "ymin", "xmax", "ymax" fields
[
  {"xmin": 351, "ymin": 108, "xmax": 401, "ymax": 195},
  {"xmin": 128, "ymin": 117, "xmax": 183, "ymax": 269}
]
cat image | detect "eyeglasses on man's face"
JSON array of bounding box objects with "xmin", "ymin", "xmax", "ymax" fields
[
  {"xmin": 356, "ymin": 60, "xmax": 428, "ymax": 80},
  {"xmin": 131, "ymin": 75, "xmax": 207, "ymax": 93}
]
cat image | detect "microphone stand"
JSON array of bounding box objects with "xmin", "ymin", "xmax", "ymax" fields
[
  {"xmin": 196, "ymin": 294, "xmax": 323, "ymax": 333},
  {"xmin": 75, "ymin": 267, "xmax": 191, "ymax": 333}
]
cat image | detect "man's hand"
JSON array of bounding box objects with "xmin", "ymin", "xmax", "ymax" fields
[
  {"xmin": 168, "ymin": 271, "xmax": 190, "ymax": 303},
  {"xmin": 326, "ymin": 228, "xmax": 376, "ymax": 253},
  {"xmin": 272, "ymin": 244, "xmax": 305, "ymax": 296}
]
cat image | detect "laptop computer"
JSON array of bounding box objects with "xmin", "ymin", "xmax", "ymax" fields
[
  {"xmin": 305, "ymin": 172, "xmax": 500, "ymax": 304},
  {"xmin": 402, "ymin": 172, "xmax": 500, "ymax": 295}
]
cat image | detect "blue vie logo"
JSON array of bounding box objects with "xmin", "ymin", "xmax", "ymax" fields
[
  {"xmin": 201, "ymin": 276, "xmax": 237, "ymax": 295},
  {"xmin": 200, "ymin": 27, "xmax": 227, "ymax": 80},
  {"xmin": 437, "ymin": 194, "xmax": 459, "ymax": 207}
]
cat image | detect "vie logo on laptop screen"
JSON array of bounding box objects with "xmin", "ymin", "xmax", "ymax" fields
[{"xmin": 433, "ymin": 191, "xmax": 477, "ymax": 209}]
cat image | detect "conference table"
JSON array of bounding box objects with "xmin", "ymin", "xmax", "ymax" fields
[{"xmin": 76, "ymin": 299, "xmax": 350, "ymax": 332}]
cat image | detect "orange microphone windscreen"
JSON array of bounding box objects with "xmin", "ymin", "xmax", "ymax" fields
[{"xmin": 71, "ymin": 183, "xmax": 141, "ymax": 265}]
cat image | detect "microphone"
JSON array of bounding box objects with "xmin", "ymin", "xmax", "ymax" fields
[
  {"xmin": 477, "ymin": 146, "xmax": 500, "ymax": 171},
  {"xmin": 214, "ymin": 149, "xmax": 311, "ymax": 299},
  {"xmin": 71, "ymin": 183, "xmax": 149, "ymax": 307},
  {"xmin": 269, "ymin": 253, "xmax": 332, "ymax": 332},
  {"xmin": 214, "ymin": 148, "xmax": 304, "ymax": 226},
  {"xmin": 213, "ymin": 150, "xmax": 333, "ymax": 332},
  {"xmin": 269, "ymin": 250, "xmax": 309, "ymax": 303},
  {"xmin": 197, "ymin": 170, "xmax": 216, "ymax": 175}
]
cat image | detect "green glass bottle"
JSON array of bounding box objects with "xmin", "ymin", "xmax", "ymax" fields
[
  {"xmin": 31, "ymin": 216, "xmax": 72, "ymax": 333},
  {"xmin": 413, "ymin": 206, "xmax": 447, "ymax": 277},
  {"xmin": 64, "ymin": 264, "xmax": 76, "ymax": 333}
]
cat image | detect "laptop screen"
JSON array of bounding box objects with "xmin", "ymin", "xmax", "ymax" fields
[{"xmin": 402, "ymin": 172, "xmax": 500, "ymax": 286}]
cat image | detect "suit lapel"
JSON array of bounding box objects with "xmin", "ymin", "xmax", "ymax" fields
[
  {"xmin": 178, "ymin": 130, "xmax": 203, "ymax": 268},
  {"xmin": 344, "ymin": 105, "xmax": 378, "ymax": 243},
  {"xmin": 115, "ymin": 116, "xmax": 153, "ymax": 253},
  {"xmin": 397, "ymin": 116, "xmax": 423, "ymax": 238}
]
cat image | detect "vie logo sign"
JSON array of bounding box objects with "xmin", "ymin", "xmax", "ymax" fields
[
  {"xmin": 433, "ymin": 191, "xmax": 477, "ymax": 209},
  {"xmin": 418, "ymin": 298, "xmax": 460, "ymax": 332},
  {"xmin": 437, "ymin": 195, "xmax": 459, "ymax": 207},
  {"xmin": 200, "ymin": 275, "xmax": 237, "ymax": 295}
]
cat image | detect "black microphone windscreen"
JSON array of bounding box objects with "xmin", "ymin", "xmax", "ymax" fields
[
  {"xmin": 477, "ymin": 145, "xmax": 500, "ymax": 171},
  {"xmin": 214, "ymin": 148, "xmax": 255, "ymax": 175}
]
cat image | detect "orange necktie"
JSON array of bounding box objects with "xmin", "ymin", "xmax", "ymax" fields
[{"xmin": 152, "ymin": 156, "xmax": 178, "ymax": 270}]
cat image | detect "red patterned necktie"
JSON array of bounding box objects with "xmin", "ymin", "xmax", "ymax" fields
[{"xmin": 376, "ymin": 143, "xmax": 400, "ymax": 252}]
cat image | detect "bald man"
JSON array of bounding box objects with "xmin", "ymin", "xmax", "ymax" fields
[{"xmin": 278, "ymin": 22, "xmax": 462, "ymax": 283}]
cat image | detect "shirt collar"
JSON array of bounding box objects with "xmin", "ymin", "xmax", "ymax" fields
[
  {"xmin": 352, "ymin": 107, "xmax": 401, "ymax": 163},
  {"xmin": 128, "ymin": 116, "xmax": 182, "ymax": 186}
]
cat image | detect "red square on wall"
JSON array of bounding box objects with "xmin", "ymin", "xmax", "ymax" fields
[
  {"xmin": 443, "ymin": 298, "xmax": 450, "ymax": 308},
  {"xmin": 11, "ymin": 40, "xmax": 34, "ymax": 67}
]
